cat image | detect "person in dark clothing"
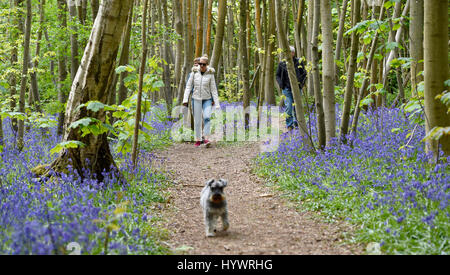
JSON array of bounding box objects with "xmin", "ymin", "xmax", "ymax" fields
[{"xmin": 276, "ymin": 46, "xmax": 307, "ymax": 131}]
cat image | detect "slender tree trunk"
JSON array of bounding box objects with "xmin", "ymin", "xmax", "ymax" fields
[
  {"xmin": 29, "ymin": 0, "xmax": 46, "ymax": 113},
  {"xmin": 67, "ymin": 0, "xmax": 79, "ymax": 82},
  {"xmin": 339, "ymin": 0, "xmax": 360, "ymax": 143},
  {"xmin": 91, "ymin": 0, "xmax": 99, "ymax": 20},
  {"xmin": 351, "ymin": 1, "xmax": 386, "ymax": 136},
  {"xmin": 57, "ymin": 0, "xmax": 69, "ymax": 136},
  {"xmin": 275, "ymin": 0, "xmax": 311, "ymax": 147},
  {"xmin": 10, "ymin": 0, "xmax": 24, "ymax": 134},
  {"xmin": 132, "ymin": 0, "xmax": 149, "ymax": 167},
  {"xmin": 195, "ymin": 0, "xmax": 204, "ymax": 57},
  {"xmin": 311, "ymin": 0, "xmax": 325, "ymax": 149},
  {"xmin": 174, "ymin": 0, "xmax": 184, "ymax": 99},
  {"xmin": 255, "ymin": 0, "xmax": 265, "ymax": 113},
  {"xmin": 293, "ymin": 0, "xmax": 305, "ymax": 58},
  {"xmin": 45, "ymin": 0, "xmax": 133, "ymax": 180},
  {"xmin": 264, "ymin": 0, "xmax": 276, "ymax": 105},
  {"xmin": 161, "ymin": 0, "xmax": 173, "ymax": 113},
  {"xmin": 240, "ymin": 0, "xmax": 250, "ymax": 128},
  {"xmin": 382, "ymin": 0, "xmax": 410, "ymax": 86},
  {"xmin": 17, "ymin": 0, "xmax": 32, "ymax": 150},
  {"xmin": 117, "ymin": 2, "xmax": 134, "ymax": 105},
  {"xmin": 334, "ymin": 0, "xmax": 348, "ymax": 85},
  {"xmin": 321, "ymin": 0, "xmax": 335, "ymax": 146},
  {"xmin": 204, "ymin": 0, "xmax": 213, "ymax": 57},
  {"xmin": 424, "ymin": 0, "xmax": 450, "ymax": 157},
  {"xmin": 410, "ymin": 0, "xmax": 424, "ymax": 97},
  {"xmin": 210, "ymin": 0, "xmax": 227, "ymax": 69},
  {"xmin": 306, "ymin": 0, "xmax": 314, "ymax": 97}
]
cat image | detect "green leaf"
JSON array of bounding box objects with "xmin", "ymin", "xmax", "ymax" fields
[
  {"xmin": 50, "ymin": 140, "xmax": 86, "ymax": 155},
  {"xmin": 86, "ymin": 101, "xmax": 106, "ymax": 112},
  {"xmin": 69, "ymin": 118, "xmax": 94, "ymax": 129},
  {"xmin": 115, "ymin": 65, "xmax": 135, "ymax": 74}
]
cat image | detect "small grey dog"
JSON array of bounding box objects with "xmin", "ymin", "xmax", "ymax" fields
[{"xmin": 200, "ymin": 179, "xmax": 229, "ymax": 237}]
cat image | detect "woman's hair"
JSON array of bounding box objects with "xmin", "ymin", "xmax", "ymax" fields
[{"xmin": 200, "ymin": 54, "xmax": 209, "ymax": 64}]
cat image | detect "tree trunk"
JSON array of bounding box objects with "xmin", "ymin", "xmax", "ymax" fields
[
  {"xmin": 321, "ymin": 0, "xmax": 335, "ymax": 146},
  {"xmin": 210, "ymin": 0, "xmax": 227, "ymax": 69},
  {"xmin": 334, "ymin": 0, "xmax": 348, "ymax": 85},
  {"xmin": 46, "ymin": 0, "xmax": 133, "ymax": 180},
  {"xmin": 17, "ymin": 0, "xmax": 32, "ymax": 150},
  {"xmin": 410, "ymin": 0, "xmax": 424, "ymax": 97},
  {"xmin": 67, "ymin": 0, "xmax": 79, "ymax": 82},
  {"xmin": 275, "ymin": 0, "xmax": 311, "ymax": 147},
  {"xmin": 240, "ymin": 0, "xmax": 250, "ymax": 128},
  {"xmin": 311, "ymin": 0, "xmax": 325, "ymax": 149},
  {"xmin": 195, "ymin": 0, "xmax": 204, "ymax": 57},
  {"xmin": 424, "ymin": 0, "xmax": 450, "ymax": 157},
  {"xmin": 161, "ymin": 0, "xmax": 173, "ymax": 113},
  {"xmin": 29, "ymin": 0, "xmax": 46, "ymax": 113},
  {"xmin": 132, "ymin": 0, "xmax": 149, "ymax": 167},
  {"xmin": 306, "ymin": 0, "xmax": 314, "ymax": 97},
  {"xmin": 118, "ymin": 1, "xmax": 134, "ymax": 105},
  {"xmin": 351, "ymin": 1, "xmax": 385, "ymax": 136},
  {"xmin": 91, "ymin": 0, "xmax": 99, "ymax": 20},
  {"xmin": 204, "ymin": 0, "xmax": 213, "ymax": 57},
  {"xmin": 264, "ymin": 0, "xmax": 276, "ymax": 105},
  {"xmin": 293, "ymin": 0, "xmax": 305, "ymax": 58},
  {"xmin": 9, "ymin": 0, "xmax": 24, "ymax": 134},
  {"xmin": 174, "ymin": 0, "xmax": 184, "ymax": 98},
  {"xmin": 339, "ymin": 0, "xmax": 360, "ymax": 143},
  {"xmin": 382, "ymin": 1, "xmax": 410, "ymax": 87},
  {"xmin": 57, "ymin": 0, "xmax": 69, "ymax": 136}
]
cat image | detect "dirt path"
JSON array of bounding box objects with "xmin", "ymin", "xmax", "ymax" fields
[{"xmin": 156, "ymin": 141, "xmax": 363, "ymax": 255}]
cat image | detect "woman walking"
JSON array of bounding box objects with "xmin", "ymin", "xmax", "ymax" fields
[{"xmin": 183, "ymin": 55, "xmax": 220, "ymax": 148}]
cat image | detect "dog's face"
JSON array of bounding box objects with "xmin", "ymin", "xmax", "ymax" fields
[{"xmin": 205, "ymin": 179, "xmax": 227, "ymax": 203}]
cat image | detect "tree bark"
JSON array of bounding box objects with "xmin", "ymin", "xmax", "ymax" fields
[
  {"xmin": 67, "ymin": 0, "xmax": 79, "ymax": 82},
  {"xmin": 195, "ymin": 0, "xmax": 204, "ymax": 57},
  {"xmin": 351, "ymin": 1, "xmax": 386, "ymax": 136},
  {"xmin": 204, "ymin": 0, "xmax": 213, "ymax": 57},
  {"xmin": 91, "ymin": 0, "xmax": 99, "ymax": 20},
  {"xmin": 57, "ymin": 0, "xmax": 69, "ymax": 136},
  {"xmin": 174, "ymin": 0, "xmax": 184, "ymax": 98},
  {"xmin": 132, "ymin": 0, "xmax": 149, "ymax": 167},
  {"xmin": 240, "ymin": 0, "xmax": 250, "ymax": 128},
  {"xmin": 46, "ymin": 0, "xmax": 133, "ymax": 179},
  {"xmin": 321, "ymin": 0, "xmax": 336, "ymax": 146},
  {"xmin": 334, "ymin": 0, "xmax": 348, "ymax": 85},
  {"xmin": 410, "ymin": 0, "xmax": 424, "ymax": 97},
  {"xmin": 424, "ymin": 0, "xmax": 450, "ymax": 157},
  {"xmin": 210, "ymin": 0, "xmax": 227, "ymax": 69},
  {"xmin": 17, "ymin": 0, "xmax": 32, "ymax": 150},
  {"xmin": 311, "ymin": 0, "xmax": 325, "ymax": 149},
  {"xmin": 117, "ymin": 2, "xmax": 134, "ymax": 105},
  {"xmin": 339, "ymin": 0, "xmax": 360, "ymax": 143},
  {"xmin": 264, "ymin": 0, "xmax": 276, "ymax": 105}
]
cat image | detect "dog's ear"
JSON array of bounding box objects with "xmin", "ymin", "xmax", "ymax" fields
[
  {"xmin": 205, "ymin": 179, "xmax": 215, "ymax": 187},
  {"xmin": 219, "ymin": 179, "xmax": 227, "ymax": 187}
]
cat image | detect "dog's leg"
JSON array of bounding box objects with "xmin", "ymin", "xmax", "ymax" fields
[
  {"xmin": 205, "ymin": 212, "xmax": 216, "ymax": 237},
  {"xmin": 221, "ymin": 211, "xmax": 229, "ymax": 231}
]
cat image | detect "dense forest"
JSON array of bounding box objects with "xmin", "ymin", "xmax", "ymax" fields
[{"xmin": 0, "ymin": 0, "xmax": 448, "ymax": 255}]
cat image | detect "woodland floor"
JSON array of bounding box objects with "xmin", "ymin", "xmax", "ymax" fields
[{"xmin": 154, "ymin": 140, "xmax": 364, "ymax": 255}]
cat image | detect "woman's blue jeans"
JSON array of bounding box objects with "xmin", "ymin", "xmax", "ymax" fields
[
  {"xmin": 192, "ymin": 98, "xmax": 212, "ymax": 141},
  {"xmin": 282, "ymin": 88, "xmax": 298, "ymax": 128}
]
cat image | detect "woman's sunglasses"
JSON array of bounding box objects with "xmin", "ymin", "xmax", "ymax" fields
[{"xmin": 198, "ymin": 63, "xmax": 207, "ymax": 66}]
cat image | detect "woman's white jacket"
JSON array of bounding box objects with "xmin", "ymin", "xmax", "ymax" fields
[{"xmin": 183, "ymin": 66, "xmax": 220, "ymax": 106}]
